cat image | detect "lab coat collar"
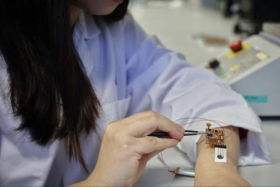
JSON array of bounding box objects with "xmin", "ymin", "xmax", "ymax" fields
[{"xmin": 79, "ymin": 12, "xmax": 101, "ymax": 40}]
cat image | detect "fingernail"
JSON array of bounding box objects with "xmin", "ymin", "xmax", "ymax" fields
[
  {"xmin": 178, "ymin": 126, "xmax": 185, "ymax": 133},
  {"xmin": 177, "ymin": 129, "xmax": 184, "ymax": 136}
]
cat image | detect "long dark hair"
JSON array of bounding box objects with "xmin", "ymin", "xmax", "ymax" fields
[{"xmin": 0, "ymin": 0, "xmax": 129, "ymax": 172}]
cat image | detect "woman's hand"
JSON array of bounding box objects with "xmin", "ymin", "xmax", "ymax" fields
[{"xmin": 85, "ymin": 111, "xmax": 184, "ymax": 186}]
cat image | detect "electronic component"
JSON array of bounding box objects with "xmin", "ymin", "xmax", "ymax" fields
[
  {"xmin": 215, "ymin": 145, "xmax": 227, "ymax": 163},
  {"xmin": 170, "ymin": 167, "xmax": 195, "ymax": 177},
  {"xmin": 205, "ymin": 123, "xmax": 227, "ymax": 163},
  {"xmin": 205, "ymin": 123, "xmax": 224, "ymax": 145},
  {"xmin": 157, "ymin": 120, "xmax": 230, "ymax": 174}
]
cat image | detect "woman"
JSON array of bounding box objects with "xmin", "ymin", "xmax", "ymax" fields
[{"xmin": 0, "ymin": 0, "xmax": 271, "ymax": 186}]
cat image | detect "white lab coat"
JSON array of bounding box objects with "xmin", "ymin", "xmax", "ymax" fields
[{"xmin": 0, "ymin": 12, "xmax": 271, "ymax": 186}]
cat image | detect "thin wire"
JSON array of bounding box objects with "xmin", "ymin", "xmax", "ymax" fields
[
  {"xmin": 208, "ymin": 119, "xmax": 234, "ymax": 138},
  {"xmin": 158, "ymin": 117, "xmax": 234, "ymax": 172},
  {"xmin": 161, "ymin": 152, "xmax": 170, "ymax": 171},
  {"xmin": 176, "ymin": 118, "xmax": 225, "ymax": 139},
  {"xmin": 224, "ymin": 125, "xmax": 233, "ymax": 138},
  {"xmin": 157, "ymin": 152, "xmax": 171, "ymax": 171},
  {"xmin": 176, "ymin": 117, "xmax": 234, "ymax": 139},
  {"xmin": 207, "ymin": 120, "xmax": 233, "ymax": 138},
  {"xmin": 176, "ymin": 117, "xmax": 224, "ymax": 128}
]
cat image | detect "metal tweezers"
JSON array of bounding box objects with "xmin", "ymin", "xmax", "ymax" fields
[{"xmin": 148, "ymin": 130, "xmax": 206, "ymax": 137}]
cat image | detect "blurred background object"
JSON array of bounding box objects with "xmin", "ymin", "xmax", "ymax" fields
[
  {"xmin": 234, "ymin": 0, "xmax": 280, "ymax": 36},
  {"xmin": 129, "ymin": 0, "xmax": 239, "ymax": 66},
  {"xmin": 129, "ymin": 0, "xmax": 280, "ymax": 117}
]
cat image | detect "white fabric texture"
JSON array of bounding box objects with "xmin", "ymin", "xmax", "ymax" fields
[{"xmin": 0, "ymin": 12, "xmax": 271, "ymax": 186}]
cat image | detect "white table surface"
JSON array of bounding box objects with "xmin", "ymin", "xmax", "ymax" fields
[{"xmin": 135, "ymin": 120, "xmax": 280, "ymax": 186}]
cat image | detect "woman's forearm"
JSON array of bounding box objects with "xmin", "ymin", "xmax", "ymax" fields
[{"xmin": 194, "ymin": 126, "xmax": 250, "ymax": 186}]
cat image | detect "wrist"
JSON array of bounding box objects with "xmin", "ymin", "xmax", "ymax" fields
[
  {"xmin": 86, "ymin": 170, "xmax": 108, "ymax": 186},
  {"xmin": 69, "ymin": 179, "xmax": 94, "ymax": 187},
  {"xmin": 86, "ymin": 167, "xmax": 117, "ymax": 187}
]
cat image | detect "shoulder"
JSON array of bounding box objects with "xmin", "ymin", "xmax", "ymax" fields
[
  {"xmin": 121, "ymin": 12, "xmax": 137, "ymax": 29},
  {"xmin": 93, "ymin": 11, "xmax": 143, "ymax": 36}
]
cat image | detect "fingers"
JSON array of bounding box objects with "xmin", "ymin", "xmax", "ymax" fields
[
  {"xmin": 112, "ymin": 110, "xmax": 158, "ymax": 125},
  {"xmin": 107, "ymin": 111, "xmax": 184, "ymax": 141},
  {"xmin": 133, "ymin": 136, "xmax": 179, "ymax": 155},
  {"xmin": 96, "ymin": 111, "xmax": 184, "ymax": 187},
  {"xmin": 105, "ymin": 111, "xmax": 155, "ymax": 135},
  {"xmin": 127, "ymin": 113, "xmax": 184, "ymax": 140}
]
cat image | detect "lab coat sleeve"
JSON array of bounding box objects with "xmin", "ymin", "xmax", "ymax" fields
[{"xmin": 122, "ymin": 13, "xmax": 271, "ymax": 166}]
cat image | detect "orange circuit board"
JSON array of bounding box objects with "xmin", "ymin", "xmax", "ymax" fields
[{"xmin": 205, "ymin": 123, "xmax": 224, "ymax": 145}]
